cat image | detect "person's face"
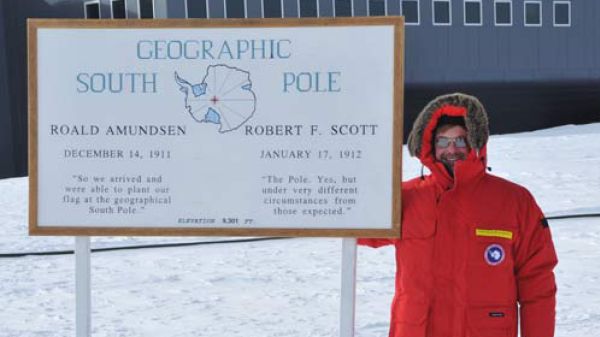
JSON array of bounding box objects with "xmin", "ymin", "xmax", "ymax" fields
[{"xmin": 434, "ymin": 125, "xmax": 470, "ymax": 175}]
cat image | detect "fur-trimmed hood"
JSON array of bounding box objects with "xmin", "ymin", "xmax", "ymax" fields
[
  {"xmin": 406, "ymin": 93, "xmax": 490, "ymax": 187},
  {"xmin": 407, "ymin": 93, "xmax": 489, "ymax": 161}
]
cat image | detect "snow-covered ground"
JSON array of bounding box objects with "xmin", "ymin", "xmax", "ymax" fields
[{"xmin": 1, "ymin": 123, "xmax": 600, "ymax": 337}]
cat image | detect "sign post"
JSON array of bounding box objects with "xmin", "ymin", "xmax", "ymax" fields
[
  {"xmin": 340, "ymin": 238, "xmax": 358, "ymax": 337},
  {"xmin": 75, "ymin": 236, "xmax": 91, "ymax": 337}
]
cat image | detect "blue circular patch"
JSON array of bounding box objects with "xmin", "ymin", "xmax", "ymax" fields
[{"xmin": 484, "ymin": 244, "xmax": 505, "ymax": 266}]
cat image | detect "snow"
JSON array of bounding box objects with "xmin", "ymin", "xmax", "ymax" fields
[{"xmin": 1, "ymin": 123, "xmax": 600, "ymax": 336}]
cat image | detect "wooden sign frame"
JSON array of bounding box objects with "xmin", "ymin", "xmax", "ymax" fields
[{"xmin": 28, "ymin": 17, "xmax": 404, "ymax": 237}]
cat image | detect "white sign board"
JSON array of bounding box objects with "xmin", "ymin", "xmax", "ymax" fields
[{"xmin": 29, "ymin": 18, "xmax": 404, "ymax": 237}]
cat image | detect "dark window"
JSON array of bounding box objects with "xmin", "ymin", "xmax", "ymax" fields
[
  {"xmin": 335, "ymin": 0, "xmax": 352, "ymax": 17},
  {"xmin": 226, "ymin": 0, "xmax": 245, "ymax": 18},
  {"xmin": 433, "ymin": 0, "xmax": 450, "ymax": 25},
  {"xmin": 300, "ymin": 0, "xmax": 318, "ymax": 17},
  {"xmin": 369, "ymin": 0, "xmax": 386, "ymax": 16},
  {"xmin": 495, "ymin": 1, "xmax": 511, "ymax": 25},
  {"xmin": 139, "ymin": 0, "xmax": 154, "ymax": 19},
  {"xmin": 554, "ymin": 2, "xmax": 570, "ymax": 26},
  {"xmin": 402, "ymin": 0, "xmax": 419, "ymax": 24},
  {"xmin": 112, "ymin": 0, "xmax": 126, "ymax": 19},
  {"xmin": 464, "ymin": 1, "xmax": 481, "ymax": 25},
  {"xmin": 263, "ymin": 0, "xmax": 282, "ymax": 17},
  {"xmin": 85, "ymin": 2, "xmax": 100, "ymax": 19},
  {"xmin": 525, "ymin": 2, "xmax": 541, "ymax": 26},
  {"xmin": 188, "ymin": 0, "xmax": 208, "ymax": 18}
]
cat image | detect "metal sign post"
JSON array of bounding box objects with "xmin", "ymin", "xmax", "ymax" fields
[
  {"xmin": 75, "ymin": 236, "xmax": 91, "ymax": 337},
  {"xmin": 340, "ymin": 238, "xmax": 358, "ymax": 337}
]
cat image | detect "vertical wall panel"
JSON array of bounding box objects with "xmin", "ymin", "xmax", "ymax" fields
[
  {"xmin": 246, "ymin": 0, "xmax": 262, "ymax": 17},
  {"xmin": 154, "ymin": 0, "xmax": 168, "ymax": 18},
  {"xmin": 111, "ymin": 0, "xmax": 128, "ymax": 18},
  {"xmin": 539, "ymin": 1, "xmax": 567, "ymax": 78},
  {"xmin": 85, "ymin": 1, "xmax": 101, "ymax": 18},
  {"xmin": 0, "ymin": 0, "xmax": 15, "ymax": 177},
  {"xmin": 226, "ymin": 0, "xmax": 246, "ymax": 18},
  {"xmin": 509, "ymin": 0, "xmax": 538, "ymax": 80},
  {"xmin": 125, "ymin": 0, "xmax": 138, "ymax": 17},
  {"xmin": 97, "ymin": 0, "xmax": 110, "ymax": 18},
  {"xmin": 263, "ymin": 0, "xmax": 283, "ymax": 17},
  {"xmin": 208, "ymin": 0, "xmax": 225, "ymax": 17},
  {"xmin": 318, "ymin": 0, "xmax": 334, "ymax": 17},
  {"xmin": 566, "ymin": 0, "xmax": 590, "ymax": 75},
  {"xmin": 165, "ymin": 0, "xmax": 185, "ymax": 18},
  {"xmin": 421, "ymin": 0, "xmax": 431, "ymax": 26},
  {"xmin": 368, "ymin": 0, "xmax": 386, "ymax": 16},
  {"xmin": 187, "ymin": 0, "xmax": 208, "ymax": 18},
  {"xmin": 353, "ymin": 0, "xmax": 367, "ymax": 16},
  {"xmin": 387, "ymin": 0, "xmax": 400, "ymax": 16},
  {"xmin": 446, "ymin": 1, "xmax": 480, "ymax": 82},
  {"xmin": 478, "ymin": 0, "xmax": 500, "ymax": 80},
  {"xmin": 139, "ymin": 0, "xmax": 155, "ymax": 18},
  {"xmin": 299, "ymin": 0, "xmax": 318, "ymax": 17},
  {"xmin": 282, "ymin": 0, "xmax": 298, "ymax": 17},
  {"xmin": 334, "ymin": 0, "xmax": 352, "ymax": 16},
  {"xmin": 4, "ymin": 1, "xmax": 30, "ymax": 176}
]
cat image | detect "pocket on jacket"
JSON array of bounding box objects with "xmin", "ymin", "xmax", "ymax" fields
[
  {"xmin": 468, "ymin": 223, "xmax": 516, "ymax": 268},
  {"xmin": 467, "ymin": 225, "xmax": 517, "ymax": 303},
  {"xmin": 466, "ymin": 305, "xmax": 516, "ymax": 337},
  {"xmin": 401, "ymin": 218, "xmax": 436, "ymax": 239}
]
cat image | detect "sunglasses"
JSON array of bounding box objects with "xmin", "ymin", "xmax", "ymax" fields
[{"xmin": 435, "ymin": 136, "xmax": 468, "ymax": 148}]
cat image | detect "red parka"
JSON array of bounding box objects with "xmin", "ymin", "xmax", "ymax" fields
[{"xmin": 359, "ymin": 93, "xmax": 557, "ymax": 337}]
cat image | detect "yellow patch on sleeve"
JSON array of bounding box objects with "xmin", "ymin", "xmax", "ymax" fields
[{"xmin": 476, "ymin": 229, "xmax": 513, "ymax": 240}]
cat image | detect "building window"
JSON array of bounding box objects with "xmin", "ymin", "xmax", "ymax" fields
[
  {"xmin": 226, "ymin": 0, "xmax": 246, "ymax": 18},
  {"xmin": 494, "ymin": 0, "xmax": 512, "ymax": 26},
  {"xmin": 433, "ymin": 0, "xmax": 451, "ymax": 25},
  {"xmin": 334, "ymin": 0, "xmax": 352, "ymax": 17},
  {"xmin": 402, "ymin": 0, "xmax": 420, "ymax": 25},
  {"xmin": 300, "ymin": 0, "xmax": 318, "ymax": 17},
  {"xmin": 187, "ymin": 0, "xmax": 208, "ymax": 18},
  {"xmin": 138, "ymin": 0, "xmax": 154, "ymax": 18},
  {"xmin": 524, "ymin": 1, "xmax": 542, "ymax": 26},
  {"xmin": 464, "ymin": 0, "xmax": 482, "ymax": 26},
  {"xmin": 84, "ymin": 0, "xmax": 100, "ymax": 19},
  {"xmin": 554, "ymin": 1, "xmax": 571, "ymax": 26},
  {"xmin": 263, "ymin": 0, "xmax": 282, "ymax": 17},
  {"xmin": 369, "ymin": 0, "xmax": 386, "ymax": 16},
  {"xmin": 111, "ymin": 0, "xmax": 126, "ymax": 19}
]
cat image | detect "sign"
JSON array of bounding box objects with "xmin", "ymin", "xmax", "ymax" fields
[{"xmin": 28, "ymin": 18, "xmax": 404, "ymax": 237}]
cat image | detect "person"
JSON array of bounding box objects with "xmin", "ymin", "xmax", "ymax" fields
[{"xmin": 359, "ymin": 93, "xmax": 558, "ymax": 337}]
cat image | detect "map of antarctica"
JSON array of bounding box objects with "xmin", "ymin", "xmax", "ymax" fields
[{"xmin": 175, "ymin": 65, "xmax": 257, "ymax": 133}]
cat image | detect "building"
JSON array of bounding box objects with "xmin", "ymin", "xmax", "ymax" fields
[{"xmin": 1, "ymin": 0, "xmax": 598, "ymax": 178}]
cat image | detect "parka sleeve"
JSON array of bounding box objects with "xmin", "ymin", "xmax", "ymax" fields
[
  {"xmin": 514, "ymin": 191, "xmax": 558, "ymax": 337},
  {"xmin": 357, "ymin": 238, "xmax": 396, "ymax": 248}
]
